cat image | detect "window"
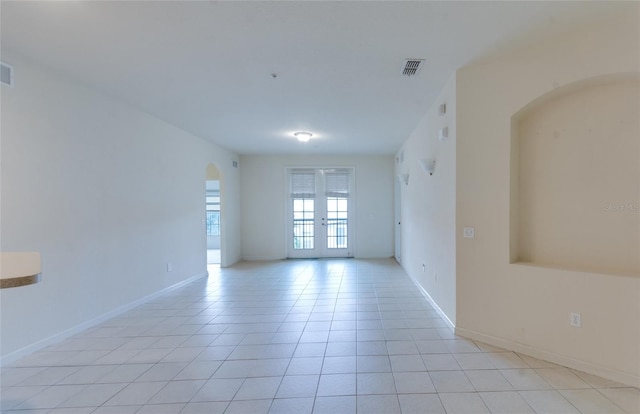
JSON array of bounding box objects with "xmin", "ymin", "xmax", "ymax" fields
[
  {"xmin": 293, "ymin": 199, "xmax": 314, "ymax": 249},
  {"xmin": 325, "ymin": 171, "xmax": 350, "ymax": 249},
  {"xmin": 206, "ymin": 189, "xmax": 220, "ymax": 236},
  {"xmin": 326, "ymin": 197, "xmax": 348, "ymax": 248},
  {"xmin": 291, "ymin": 170, "xmax": 316, "ymax": 250}
]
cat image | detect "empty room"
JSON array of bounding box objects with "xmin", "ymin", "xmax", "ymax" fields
[{"xmin": 1, "ymin": 1, "xmax": 639, "ymax": 413}]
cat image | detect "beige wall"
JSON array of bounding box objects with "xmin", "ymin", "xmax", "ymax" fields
[
  {"xmin": 515, "ymin": 77, "xmax": 639, "ymax": 276},
  {"xmin": 396, "ymin": 73, "xmax": 457, "ymax": 325},
  {"xmin": 206, "ymin": 164, "xmax": 221, "ymax": 180},
  {"xmin": 0, "ymin": 53, "xmax": 242, "ymax": 361},
  {"xmin": 455, "ymin": 11, "xmax": 640, "ymax": 386}
]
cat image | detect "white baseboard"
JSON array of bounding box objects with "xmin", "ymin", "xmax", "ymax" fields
[
  {"xmin": 456, "ymin": 327, "xmax": 640, "ymax": 388},
  {"xmin": 405, "ymin": 271, "xmax": 455, "ymax": 331},
  {"xmin": 241, "ymin": 255, "xmax": 284, "ymax": 262},
  {"xmin": 404, "ymin": 269, "xmax": 639, "ymax": 388},
  {"xmin": 0, "ymin": 272, "xmax": 208, "ymax": 366}
]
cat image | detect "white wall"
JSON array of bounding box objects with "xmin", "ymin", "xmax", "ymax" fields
[
  {"xmin": 455, "ymin": 11, "xmax": 640, "ymax": 386},
  {"xmin": 240, "ymin": 155, "xmax": 394, "ymax": 260},
  {"xmin": 396, "ymin": 74, "xmax": 457, "ymax": 325},
  {"xmin": 0, "ymin": 53, "xmax": 242, "ymax": 361}
]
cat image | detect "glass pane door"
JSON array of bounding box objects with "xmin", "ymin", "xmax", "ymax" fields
[
  {"xmin": 293, "ymin": 199, "xmax": 315, "ymax": 250},
  {"xmin": 287, "ymin": 168, "xmax": 353, "ymax": 258},
  {"xmin": 326, "ymin": 197, "xmax": 348, "ymax": 249}
]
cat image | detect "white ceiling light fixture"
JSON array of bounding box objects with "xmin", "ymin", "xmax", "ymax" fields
[{"xmin": 294, "ymin": 131, "xmax": 313, "ymax": 142}]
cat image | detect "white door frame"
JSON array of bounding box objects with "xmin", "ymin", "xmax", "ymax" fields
[
  {"xmin": 286, "ymin": 167, "xmax": 355, "ymax": 259},
  {"xmin": 394, "ymin": 175, "xmax": 402, "ymax": 263}
]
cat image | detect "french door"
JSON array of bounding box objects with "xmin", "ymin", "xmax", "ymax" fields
[{"xmin": 287, "ymin": 168, "xmax": 354, "ymax": 258}]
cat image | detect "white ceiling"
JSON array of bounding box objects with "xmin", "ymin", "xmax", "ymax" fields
[{"xmin": 1, "ymin": 1, "xmax": 632, "ymax": 155}]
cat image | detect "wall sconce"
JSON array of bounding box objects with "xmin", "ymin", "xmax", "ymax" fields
[
  {"xmin": 397, "ymin": 173, "xmax": 410, "ymax": 185},
  {"xmin": 420, "ymin": 158, "xmax": 436, "ymax": 176}
]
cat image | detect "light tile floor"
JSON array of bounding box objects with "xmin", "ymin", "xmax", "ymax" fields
[
  {"xmin": 207, "ymin": 250, "xmax": 221, "ymax": 265},
  {"xmin": 1, "ymin": 259, "xmax": 639, "ymax": 413}
]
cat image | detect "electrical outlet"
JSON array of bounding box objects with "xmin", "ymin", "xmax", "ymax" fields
[
  {"xmin": 570, "ymin": 312, "xmax": 581, "ymax": 327},
  {"xmin": 167, "ymin": 262, "xmax": 173, "ymax": 272},
  {"xmin": 463, "ymin": 227, "xmax": 475, "ymax": 238},
  {"xmin": 422, "ymin": 264, "xmax": 426, "ymax": 272}
]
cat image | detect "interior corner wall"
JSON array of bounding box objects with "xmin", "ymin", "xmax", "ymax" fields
[
  {"xmin": 455, "ymin": 11, "xmax": 640, "ymax": 386},
  {"xmin": 239, "ymin": 154, "xmax": 394, "ymax": 261},
  {"xmin": 0, "ymin": 53, "xmax": 241, "ymax": 361},
  {"xmin": 395, "ymin": 73, "xmax": 457, "ymax": 326}
]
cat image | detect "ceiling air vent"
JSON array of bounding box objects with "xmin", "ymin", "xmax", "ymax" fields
[
  {"xmin": 402, "ymin": 59, "xmax": 424, "ymax": 76},
  {"xmin": 1, "ymin": 62, "xmax": 14, "ymax": 87}
]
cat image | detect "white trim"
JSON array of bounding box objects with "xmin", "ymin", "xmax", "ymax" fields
[
  {"xmin": 285, "ymin": 166, "xmax": 355, "ymax": 259},
  {"xmin": 456, "ymin": 326, "xmax": 640, "ymax": 388},
  {"xmin": 242, "ymin": 255, "xmax": 285, "ymax": 262},
  {"xmin": 405, "ymin": 272, "xmax": 455, "ymax": 331},
  {"xmin": 0, "ymin": 272, "xmax": 208, "ymax": 366}
]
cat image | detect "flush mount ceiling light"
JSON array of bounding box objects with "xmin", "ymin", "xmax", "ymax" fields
[{"xmin": 294, "ymin": 131, "xmax": 313, "ymax": 142}]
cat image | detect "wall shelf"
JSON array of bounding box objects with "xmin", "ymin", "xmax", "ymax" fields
[{"xmin": 1, "ymin": 252, "xmax": 41, "ymax": 289}]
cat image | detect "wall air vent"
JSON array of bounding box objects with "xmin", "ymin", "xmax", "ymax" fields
[
  {"xmin": 1, "ymin": 62, "xmax": 14, "ymax": 87},
  {"xmin": 402, "ymin": 59, "xmax": 424, "ymax": 76}
]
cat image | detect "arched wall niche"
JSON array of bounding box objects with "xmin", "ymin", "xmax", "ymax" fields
[{"xmin": 510, "ymin": 73, "xmax": 640, "ymax": 276}]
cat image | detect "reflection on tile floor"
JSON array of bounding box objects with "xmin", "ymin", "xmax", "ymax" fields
[
  {"xmin": 1, "ymin": 259, "xmax": 638, "ymax": 413},
  {"xmin": 207, "ymin": 250, "xmax": 221, "ymax": 265}
]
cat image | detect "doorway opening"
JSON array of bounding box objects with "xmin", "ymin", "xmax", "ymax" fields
[{"xmin": 206, "ymin": 164, "xmax": 221, "ymax": 265}]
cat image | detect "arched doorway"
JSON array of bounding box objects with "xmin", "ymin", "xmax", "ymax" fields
[{"xmin": 206, "ymin": 164, "xmax": 221, "ymax": 265}]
